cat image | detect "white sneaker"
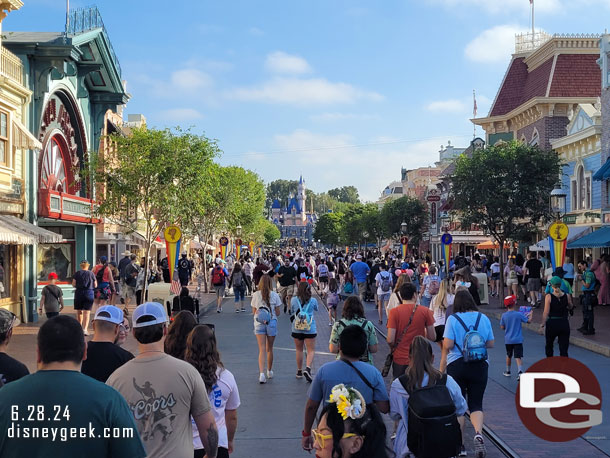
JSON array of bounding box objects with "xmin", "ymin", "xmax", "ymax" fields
[
  {"xmin": 259, "ymin": 373, "xmax": 266, "ymax": 384},
  {"xmin": 266, "ymin": 370, "xmax": 274, "ymax": 379}
]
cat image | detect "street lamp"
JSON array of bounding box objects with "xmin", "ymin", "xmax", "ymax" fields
[
  {"xmin": 400, "ymin": 221, "xmax": 408, "ymax": 235},
  {"xmin": 362, "ymin": 231, "xmax": 369, "ymax": 251},
  {"xmin": 236, "ymin": 225, "xmax": 242, "ymax": 237},
  {"xmin": 550, "ymin": 185, "xmax": 567, "ymax": 219}
]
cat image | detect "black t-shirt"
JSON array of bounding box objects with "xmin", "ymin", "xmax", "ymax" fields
[
  {"xmin": 81, "ymin": 342, "xmax": 134, "ymax": 382},
  {"xmin": 0, "ymin": 352, "xmax": 29, "ymax": 385},
  {"xmin": 278, "ymin": 265, "xmax": 297, "ymax": 287},
  {"xmin": 525, "ymin": 259, "xmax": 543, "ymax": 279},
  {"xmin": 73, "ymin": 269, "xmax": 96, "ymax": 290},
  {"xmin": 41, "ymin": 284, "xmax": 63, "ymax": 312}
]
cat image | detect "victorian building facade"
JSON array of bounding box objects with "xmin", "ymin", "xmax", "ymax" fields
[{"xmin": 4, "ymin": 6, "xmax": 128, "ymax": 318}]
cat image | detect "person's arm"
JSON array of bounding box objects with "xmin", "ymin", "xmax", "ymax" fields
[
  {"xmin": 225, "ymin": 409, "xmax": 238, "ymax": 454},
  {"xmin": 329, "ymin": 342, "xmax": 339, "ymax": 353},
  {"xmin": 368, "ymin": 343, "xmax": 378, "ymax": 353},
  {"xmin": 72, "ymin": 279, "xmax": 76, "ymax": 287},
  {"xmin": 540, "ymin": 294, "xmax": 551, "ymax": 330},
  {"xmin": 302, "ymin": 398, "xmax": 320, "ymax": 451},
  {"xmin": 486, "ymin": 339, "xmax": 495, "ymax": 348},
  {"xmin": 440, "ymin": 338, "xmax": 453, "ymax": 373},
  {"xmin": 59, "ymin": 294, "xmax": 65, "ymax": 311},
  {"xmin": 193, "ymin": 410, "xmax": 218, "ymax": 458},
  {"xmin": 386, "ymin": 327, "xmax": 396, "ymax": 345},
  {"xmin": 38, "ymin": 291, "xmax": 45, "ymax": 314},
  {"xmin": 375, "ymin": 400, "xmax": 390, "ymax": 414},
  {"xmin": 425, "ymin": 325, "xmax": 436, "ymax": 341}
]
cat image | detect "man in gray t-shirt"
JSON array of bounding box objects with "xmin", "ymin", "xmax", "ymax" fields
[{"xmin": 38, "ymin": 272, "xmax": 64, "ymax": 318}]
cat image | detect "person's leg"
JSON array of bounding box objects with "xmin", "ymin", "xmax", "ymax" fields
[
  {"xmin": 75, "ymin": 310, "xmax": 83, "ymax": 327},
  {"xmin": 266, "ymin": 336, "xmax": 276, "ymax": 371},
  {"xmin": 545, "ymin": 321, "xmax": 555, "ymax": 357},
  {"xmin": 377, "ymin": 298, "xmax": 383, "ymax": 323},
  {"xmin": 304, "ymin": 337, "xmax": 316, "ymax": 369},
  {"xmin": 558, "ymin": 320, "xmax": 570, "ymax": 357},
  {"xmin": 81, "ymin": 310, "xmax": 91, "ymax": 333},
  {"xmin": 234, "ymin": 288, "xmax": 240, "ymax": 312},
  {"xmin": 294, "ymin": 338, "xmax": 304, "ymax": 371},
  {"xmin": 256, "ymin": 334, "xmax": 267, "ymax": 374}
]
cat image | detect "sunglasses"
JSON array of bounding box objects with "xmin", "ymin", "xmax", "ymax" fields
[
  {"xmin": 311, "ymin": 429, "xmax": 358, "ymax": 449},
  {"xmin": 119, "ymin": 323, "xmax": 131, "ymax": 332}
]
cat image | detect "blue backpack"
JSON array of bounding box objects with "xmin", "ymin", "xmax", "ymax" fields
[
  {"xmin": 343, "ymin": 282, "xmax": 353, "ymax": 294},
  {"xmin": 452, "ymin": 313, "xmax": 487, "ymax": 363}
]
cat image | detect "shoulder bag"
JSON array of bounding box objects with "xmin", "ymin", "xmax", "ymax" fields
[
  {"xmin": 341, "ymin": 359, "xmax": 374, "ymax": 391},
  {"xmin": 382, "ymin": 304, "xmax": 417, "ymax": 377}
]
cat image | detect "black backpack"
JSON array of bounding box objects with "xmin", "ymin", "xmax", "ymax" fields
[{"xmin": 399, "ymin": 373, "xmax": 462, "ymax": 458}]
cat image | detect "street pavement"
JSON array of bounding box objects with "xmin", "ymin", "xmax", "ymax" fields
[{"xmin": 360, "ymin": 293, "xmax": 610, "ymax": 457}]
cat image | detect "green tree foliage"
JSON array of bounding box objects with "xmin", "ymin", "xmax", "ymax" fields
[
  {"xmin": 328, "ymin": 185, "xmax": 360, "ymax": 204},
  {"xmin": 451, "ymin": 140, "xmax": 562, "ymax": 295},
  {"xmin": 263, "ymin": 221, "xmax": 281, "ymax": 245},
  {"xmin": 314, "ymin": 212, "xmax": 344, "ymax": 246},
  {"xmin": 91, "ymin": 127, "xmax": 218, "ymax": 288},
  {"xmin": 381, "ymin": 196, "xmax": 428, "ymax": 243}
]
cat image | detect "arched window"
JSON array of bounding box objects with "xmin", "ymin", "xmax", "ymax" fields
[
  {"xmin": 529, "ymin": 129, "xmax": 540, "ymax": 146},
  {"xmin": 572, "ymin": 164, "xmax": 592, "ymax": 210},
  {"xmin": 40, "ymin": 136, "xmax": 67, "ymax": 192}
]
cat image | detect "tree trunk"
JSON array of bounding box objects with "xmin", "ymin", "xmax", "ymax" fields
[
  {"xmin": 143, "ymin": 241, "xmax": 152, "ymax": 306},
  {"xmin": 499, "ymin": 240, "xmax": 506, "ymax": 306}
]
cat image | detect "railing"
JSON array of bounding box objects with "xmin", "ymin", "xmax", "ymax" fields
[
  {"xmin": 65, "ymin": 6, "xmax": 122, "ymax": 77},
  {"xmin": 515, "ymin": 31, "xmax": 552, "ymax": 53},
  {"xmin": 0, "ymin": 47, "xmax": 24, "ymax": 85}
]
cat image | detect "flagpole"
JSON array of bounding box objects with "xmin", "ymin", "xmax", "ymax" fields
[
  {"xmin": 531, "ymin": 0, "xmax": 535, "ymax": 48},
  {"xmin": 473, "ymin": 89, "xmax": 477, "ymax": 139}
]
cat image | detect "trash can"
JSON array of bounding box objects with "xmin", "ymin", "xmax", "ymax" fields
[{"xmin": 473, "ymin": 272, "xmax": 489, "ymax": 305}]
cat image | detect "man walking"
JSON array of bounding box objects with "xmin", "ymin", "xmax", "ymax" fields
[
  {"xmin": 277, "ymin": 258, "xmax": 297, "ymax": 313},
  {"xmin": 524, "ymin": 252, "xmax": 543, "ymax": 307},
  {"xmin": 107, "ymin": 302, "xmax": 218, "ymax": 458},
  {"xmin": 578, "ymin": 260, "xmax": 596, "ymax": 335},
  {"xmin": 178, "ymin": 252, "xmax": 192, "ymax": 286},
  {"xmin": 0, "ymin": 309, "xmax": 28, "ymax": 385},
  {"xmin": 211, "ymin": 260, "xmax": 230, "ymax": 313},
  {"xmin": 0, "ymin": 315, "xmax": 145, "ymax": 457},
  {"xmin": 350, "ymin": 254, "xmax": 370, "ymax": 302},
  {"xmin": 81, "ymin": 305, "xmax": 134, "ymax": 382},
  {"xmin": 123, "ymin": 254, "xmax": 139, "ymax": 311}
]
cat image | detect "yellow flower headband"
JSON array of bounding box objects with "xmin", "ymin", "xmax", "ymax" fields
[{"xmin": 328, "ymin": 384, "xmax": 366, "ymax": 420}]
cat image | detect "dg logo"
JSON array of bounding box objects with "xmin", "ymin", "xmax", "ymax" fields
[{"xmin": 516, "ymin": 357, "xmax": 602, "ymax": 442}]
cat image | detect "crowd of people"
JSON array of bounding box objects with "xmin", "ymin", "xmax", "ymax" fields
[{"xmin": 0, "ymin": 243, "xmax": 604, "ymax": 458}]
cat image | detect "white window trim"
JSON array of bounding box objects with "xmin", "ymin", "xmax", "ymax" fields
[{"xmin": 571, "ymin": 163, "xmax": 592, "ymax": 211}]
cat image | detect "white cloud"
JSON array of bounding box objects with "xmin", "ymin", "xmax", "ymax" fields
[
  {"xmin": 430, "ymin": 0, "xmax": 562, "ymax": 14},
  {"xmin": 229, "ymin": 77, "xmax": 383, "ymax": 106},
  {"xmin": 465, "ymin": 25, "xmax": 529, "ymax": 63},
  {"xmin": 170, "ymin": 69, "xmax": 213, "ymax": 91},
  {"xmin": 309, "ymin": 112, "xmax": 379, "ymax": 122},
  {"xmin": 426, "ymin": 99, "xmax": 467, "ymax": 113},
  {"xmin": 159, "ymin": 108, "xmax": 204, "ymax": 122},
  {"xmin": 265, "ymin": 51, "xmax": 312, "ymax": 74}
]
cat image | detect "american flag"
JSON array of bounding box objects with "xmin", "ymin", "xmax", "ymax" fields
[
  {"xmin": 170, "ymin": 269, "xmax": 181, "ymax": 295},
  {"xmin": 473, "ymin": 90, "xmax": 478, "ymax": 118}
]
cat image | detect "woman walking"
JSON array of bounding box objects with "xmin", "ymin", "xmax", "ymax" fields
[
  {"xmin": 164, "ymin": 310, "xmax": 198, "ymax": 359},
  {"xmin": 386, "ymin": 273, "xmax": 411, "ymax": 317},
  {"xmin": 251, "ymin": 274, "xmax": 281, "ymax": 384},
  {"xmin": 454, "ymin": 267, "xmax": 480, "ymax": 305},
  {"xmin": 228, "ymin": 262, "xmax": 247, "ymax": 313},
  {"xmin": 72, "ymin": 260, "xmax": 96, "ymax": 335},
  {"xmin": 290, "ymin": 281, "xmax": 318, "ymax": 382},
  {"xmin": 540, "ymin": 276, "xmax": 574, "ymax": 357},
  {"xmin": 92, "ymin": 256, "xmax": 115, "ymax": 310},
  {"xmin": 327, "ymin": 277, "xmax": 340, "ymax": 326},
  {"xmin": 329, "ymin": 296, "xmax": 378, "ymax": 364},
  {"xmin": 592, "ymin": 254, "xmax": 610, "ymax": 306},
  {"xmin": 390, "ymin": 336, "xmax": 466, "ymax": 458},
  {"xmin": 440, "ymin": 290, "xmax": 494, "ymax": 458},
  {"xmin": 186, "ymin": 325, "xmax": 241, "ymax": 458},
  {"xmin": 430, "ymin": 278, "xmax": 454, "ymax": 349},
  {"xmin": 504, "ymin": 259, "xmax": 521, "ymax": 299}
]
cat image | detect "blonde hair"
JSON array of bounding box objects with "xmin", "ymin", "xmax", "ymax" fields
[
  {"xmin": 432, "ymin": 278, "xmax": 450, "ymax": 313},
  {"xmin": 258, "ymin": 274, "xmax": 272, "ymax": 305},
  {"xmin": 393, "ymin": 273, "xmax": 411, "ymax": 294}
]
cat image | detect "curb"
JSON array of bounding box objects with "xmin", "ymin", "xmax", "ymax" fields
[{"xmin": 480, "ymin": 307, "xmax": 610, "ymax": 358}]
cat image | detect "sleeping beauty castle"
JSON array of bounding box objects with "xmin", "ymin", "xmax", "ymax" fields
[{"xmin": 271, "ymin": 176, "xmax": 317, "ymax": 246}]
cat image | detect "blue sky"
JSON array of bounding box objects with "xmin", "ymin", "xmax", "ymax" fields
[{"xmin": 6, "ymin": 0, "xmax": 610, "ymax": 201}]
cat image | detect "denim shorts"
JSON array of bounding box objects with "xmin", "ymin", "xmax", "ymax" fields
[
  {"xmin": 378, "ymin": 292, "xmax": 390, "ymax": 303},
  {"xmin": 234, "ymin": 287, "xmax": 245, "ymax": 302},
  {"xmin": 254, "ymin": 318, "xmax": 277, "ymax": 337}
]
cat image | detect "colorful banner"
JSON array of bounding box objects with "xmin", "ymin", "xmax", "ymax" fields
[
  {"xmin": 219, "ymin": 236, "xmax": 229, "ymax": 260},
  {"xmin": 548, "ymin": 221, "xmax": 569, "ymax": 272},
  {"xmin": 400, "ymin": 236, "xmax": 408, "ymax": 260},
  {"xmin": 441, "ymin": 233, "xmax": 453, "ymax": 276},
  {"xmin": 257, "ymin": 245, "xmax": 263, "ymax": 256},
  {"xmin": 164, "ymin": 225, "xmax": 182, "ymax": 283},
  {"xmin": 235, "ymin": 238, "xmax": 243, "ymax": 260},
  {"xmin": 248, "ymin": 240, "xmax": 255, "ymax": 254}
]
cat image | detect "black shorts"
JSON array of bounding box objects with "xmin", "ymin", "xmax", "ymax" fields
[
  {"xmin": 319, "ymin": 277, "xmax": 328, "ymax": 283},
  {"xmin": 292, "ymin": 332, "xmax": 317, "ymax": 340},
  {"xmin": 491, "ymin": 272, "xmax": 500, "ymax": 280},
  {"xmin": 434, "ymin": 325, "xmax": 445, "ymax": 342},
  {"xmin": 505, "ymin": 343, "xmax": 524, "ymax": 359},
  {"xmin": 447, "ymin": 358, "xmax": 488, "ymax": 413}
]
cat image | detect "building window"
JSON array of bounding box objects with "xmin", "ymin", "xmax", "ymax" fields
[
  {"xmin": 586, "ymin": 177, "xmax": 591, "ymax": 209},
  {"xmin": 37, "ymin": 243, "xmax": 74, "ymax": 282},
  {"xmin": 572, "ymin": 165, "xmax": 592, "ymax": 210},
  {"xmin": 529, "ymin": 129, "xmax": 539, "ymax": 146},
  {"xmin": 579, "ymin": 166, "xmax": 586, "ymax": 209},
  {"xmin": 572, "ymin": 180, "xmax": 578, "ymax": 211},
  {"xmin": 0, "ymin": 245, "xmax": 12, "ymax": 299},
  {"xmin": 0, "ymin": 112, "xmax": 8, "ymax": 166}
]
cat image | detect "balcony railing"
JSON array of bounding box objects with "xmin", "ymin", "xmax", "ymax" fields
[
  {"xmin": 0, "ymin": 47, "xmax": 24, "ymax": 85},
  {"xmin": 65, "ymin": 6, "xmax": 122, "ymax": 77}
]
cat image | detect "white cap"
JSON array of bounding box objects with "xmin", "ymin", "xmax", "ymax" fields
[
  {"xmin": 133, "ymin": 302, "xmax": 168, "ymax": 328},
  {"xmin": 94, "ymin": 305, "xmax": 124, "ymax": 325}
]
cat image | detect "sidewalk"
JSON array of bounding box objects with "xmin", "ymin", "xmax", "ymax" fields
[{"xmin": 479, "ymin": 293, "xmax": 610, "ymax": 357}]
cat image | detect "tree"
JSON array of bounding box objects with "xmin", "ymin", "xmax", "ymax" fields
[
  {"xmin": 263, "ymin": 221, "xmax": 281, "ymax": 246},
  {"xmin": 328, "ymin": 186, "xmax": 360, "ymax": 204},
  {"xmin": 450, "ymin": 140, "xmax": 561, "ymax": 298},
  {"xmin": 381, "ymin": 196, "xmax": 428, "ymax": 243},
  {"xmin": 91, "ymin": 127, "xmax": 217, "ymax": 293},
  {"xmin": 314, "ymin": 212, "xmax": 344, "ymax": 246}
]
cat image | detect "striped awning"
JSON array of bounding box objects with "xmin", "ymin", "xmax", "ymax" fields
[
  {"xmin": 0, "ymin": 215, "xmax": 63, "ymax": 244},
  {"xmin": 12, "ymin": 119, "xmax": 42, "ymax": 150}
]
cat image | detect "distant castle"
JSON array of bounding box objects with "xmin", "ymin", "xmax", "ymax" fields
[{"xmin": 271, "ymin": 176, "xmax": 317, "ymax": 245}]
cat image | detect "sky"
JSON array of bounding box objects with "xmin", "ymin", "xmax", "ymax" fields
[{"xmin": 5, "ymin": 0, "xmax": 610, "ymax": 202}]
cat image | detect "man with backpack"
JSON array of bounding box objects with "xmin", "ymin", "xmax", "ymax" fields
[
  {"xmin": 123, "ymin": 254, "xmax": 139, "ymax": 309},
  {"xmin": 420, "ymin": 265, "xmax": 441, "ymax": 308},
  {"xmin": 177, "ymin": 252, "xmax": 192, "ymax": 286},
  {"xmin": 211, "ymin": 260, "xmax": 229, "ymax": 313},
  {"xmin": 317, "ymin": 261, "xmax": 329, "ymax": 298},
  {"xmin": 375, "ymin": 264, "xmax": 393, "ymax": 325}
]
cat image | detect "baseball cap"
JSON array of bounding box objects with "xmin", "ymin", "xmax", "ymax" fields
[
  {"xmin": 48, "ymin": 272, "xmax": 58, "ymax": 280},
  {"xmin": 553, "ymin": 267, "xmax": 565, "ymax": 278},
  {"xmin": 132, "ymin": 302, "xmax": 168, "ymax": 328},
  {"xmin": 550, "ymin": 276, "xmax": 563, "ymax": 286},
  {"xmin": 0, "ymin": 308, "xmax": 16, "ymax": 334},
  {"xmin": 356, "ymin": 254, "xmax": 362, "ymax": 259},
  {"xmin": 503, "ymin": 295, "xmax": 517, "ymax": 307},
  {"xmin": 94, "ymin": 305, "xmax": 124, "ymax": 325},
  {"xmin": 100, "ymin": 256, "xmax": 107, "ymax": 263}
]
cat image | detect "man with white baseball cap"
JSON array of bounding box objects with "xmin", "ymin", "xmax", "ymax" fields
[
  {"xmin": 107, "ymin": 302, "xmax": 218, "ymax": 458},
  {"xmin": 81, "ymin": 305, "xmax": 134, "ymax": 382}
]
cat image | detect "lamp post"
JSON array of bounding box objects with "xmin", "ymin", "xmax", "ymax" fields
[
  {"xmin": 362, "ymin": 231, "xmax": 369, "ymax": 253},
  {"xmin": 548, "ymin": 184, "xmax": 568, "ymax": 274},
  {"xmin": 550, "ymin": 185, "xmax": 567, "ymax": 220},
  {"xmin": 400, "ymin": 221, "xmax": 408, "ymax": 235}
]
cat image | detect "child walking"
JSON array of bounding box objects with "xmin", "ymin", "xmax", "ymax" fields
[
  {"xmin": 500, "ymin": 295, "xmax": 532, "ymax": 379},
  {"xmin": 327, "ymin": 277, "xmax": 340, "ymax": 326}
]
